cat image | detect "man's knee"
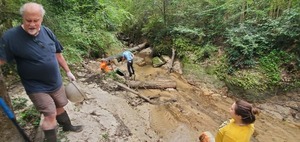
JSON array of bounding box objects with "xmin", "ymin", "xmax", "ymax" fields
[
  {"xmin": 42, "ymin": 113, "xmax": 57, "ymax": 130},
  {"xmin": 44, "ymin": 113, "xmax": 57, "ymax": 122}
]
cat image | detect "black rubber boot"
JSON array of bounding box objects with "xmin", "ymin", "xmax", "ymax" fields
[
  {"xmin": 44, "ymin": 129, "xmax": 57, "ymax": 142},
  {"xmin": 56, "ymin": 111, "xmax": 83, "ymax": 132}
]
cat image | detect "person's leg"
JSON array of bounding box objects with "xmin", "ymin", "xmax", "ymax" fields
[
  {"xmin": 28, "ymin": 92, "xmax": 57, "ymax": 142},
  {"xmin": 129, "ymin": 61, "xmax": 135, "ymax": 75},
  {"xmin": 56, "ymin": 109, "xmax": 83, "ymax": 132},
  {"xmin": 128, "ymin": 61, "xmax": 135, "ymax": 80},
  {"xmin": 127, "ymin": 61, "xmax": 132, "ymax": 77},
  {"xmin": 52, "ymin": 86, "xmax": 83, "ymax": 132}
]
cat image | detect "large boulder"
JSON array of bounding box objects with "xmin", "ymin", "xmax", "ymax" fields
[
  {"xmin": 134, "ymin": 56, "xmax": 147, "ymax": 66},
  {"xmin": 152, "ymin": 57, "xmax": 166, "ymax": 68},
  {"xmin": 138, "ymin": 47, "xmax": 153, "ymax": 58}
]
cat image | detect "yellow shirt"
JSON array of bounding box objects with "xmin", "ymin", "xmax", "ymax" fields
[{"xmin": 215, "ymin": 119, "xmax": 254, "ymax": 142}]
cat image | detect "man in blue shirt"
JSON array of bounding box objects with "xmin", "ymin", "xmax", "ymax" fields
[
  {"xmin": 0, "ymin": 2, "xmax": 82, "ymax": 142},
  {"xmin": 122, "ymin": 50, "xmax": 135, "ymax": 78}
]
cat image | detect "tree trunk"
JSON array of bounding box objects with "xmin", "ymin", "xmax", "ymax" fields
[
  {"xmin": 168, "ymin": 48, "xmax": 175, "ymax": 73},
  {"xmin": 0, "ymin": 68, "xmax": 24, "ymax": 142},
  {"xmin": 114, "ymin": 81, "xmax": 156, "ymax": 104},
  {"xmin": 287, "ymin": 0, "xmax": 291, "ymax": 10},
  {"xmin": 240, "ymin": 0, "xmax": 246, "ymax": 23},
  {"xmin": 104, "ymin": 42, "xmax": 148, "ymax": 61}
]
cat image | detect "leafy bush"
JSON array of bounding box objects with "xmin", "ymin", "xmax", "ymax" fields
[
  {"xmin": 18, "ymin": 105, "xmax": 40, "ymax": 127},
  {"xmin": 259, "ymin": 50, "xmax": 296, "ymax": 88},
  {"xmin": 225, "ymin": 8, "xmax": 300, "ymax": 71},
  {"xmin": 272, "ymin": 9, "xmax": 300, "ymax": 51},
  {"xmin": 171, "ymin": 37, "xmax": 217, "ymax": 63},
  {"xmin": 259, "ymin": 51, "xmax": 282, "ymax": 87},
  {"xmin": 225, "ymin": 22, "xmax": 270, "ymax": 69},
  {"xmin": 12, "ymin": 97, "xmax": 28, "ymax": 110},
  {"xmin": 226, "ymin": 69, "xmax": 267, "ymax": 91}
]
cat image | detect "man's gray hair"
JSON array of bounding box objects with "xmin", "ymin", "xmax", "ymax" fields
[{"xmin": 19, "ymin": 2, "xmax": 46, "ymax": 17}]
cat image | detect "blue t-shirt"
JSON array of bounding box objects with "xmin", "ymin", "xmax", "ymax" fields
[
  {"xmin": 0, "ymin": 25, "xmax": 63, "ymax": 94},
  {"xmin": 122, "ymin": 51, "xmax": 133, "ymax": 61}
]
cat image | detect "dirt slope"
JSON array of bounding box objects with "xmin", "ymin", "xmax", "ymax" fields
[
  {"xmin": 8, "ymin": 59, "xmax": 300, "ymax": 142},
  {"xmin": 60, "ymin": 61, "xmax": 300, "ymax": 142}
]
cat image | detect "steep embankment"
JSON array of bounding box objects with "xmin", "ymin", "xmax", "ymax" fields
[
  {"xmin": 60, "ymin": 60, "xmax": 300, "ymax": 142},
  {"xmin": 8, "ymin": 58, "xmax": 300, "ymax": 142}
]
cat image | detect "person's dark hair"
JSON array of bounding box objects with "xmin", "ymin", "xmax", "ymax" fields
[{"xmin": 235, "ymin": 100, "xmax": 260, "ymax": 125}]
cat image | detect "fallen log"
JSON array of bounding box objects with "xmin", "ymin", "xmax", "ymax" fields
[
  {"xmin": 105, "ymin": 42, "xmax": 148, "ymax": 61},
  {"xmin": 114, "ymin": 81, "xmax": 156, "ymax": 104},
  {"xmin": 126, "ymin": 80, "xmax": 176, "ymax": 89}
]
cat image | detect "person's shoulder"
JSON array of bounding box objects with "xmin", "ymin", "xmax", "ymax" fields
[
  {"xmin": 2, "ymin": 26, "xmax": 22, "ymax": 38},
  {"xmin": 41, "ymin": 25, "xmax": 57, "ymax": 40},
  {"xmin": 249, "ymin": 123, "xmax": 255, "ymax": 129},
  {"xmin": 41, "ymin": 25, "xmax": 53, "ymax": 33}
]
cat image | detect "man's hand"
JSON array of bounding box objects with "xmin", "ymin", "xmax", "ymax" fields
[{"xmin": 67, "ymin": 71, "xmax": 76, "ymax": 81}]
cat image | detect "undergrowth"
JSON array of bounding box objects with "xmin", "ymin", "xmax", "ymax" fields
[{"xmin": 201, "ymin": 48, "xmax": 300, "ymax": 101}]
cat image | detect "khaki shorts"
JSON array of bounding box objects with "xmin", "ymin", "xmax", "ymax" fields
[{"xmin": 28, "ymin": 85, "xmax": 68, "ymax": 116}]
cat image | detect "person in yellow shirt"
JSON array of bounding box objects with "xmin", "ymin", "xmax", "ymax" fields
[{"xmin": 215, "ymin": 100, "xmax": 260, "ymax": 142}]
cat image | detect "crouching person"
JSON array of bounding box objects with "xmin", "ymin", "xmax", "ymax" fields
[{"xmin": 100, "ymin": 59, "xmax": 125, "ymax": 77}]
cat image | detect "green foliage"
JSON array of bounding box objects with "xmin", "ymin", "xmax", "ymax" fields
[
  {"xmin": 43, "ymin": 0, "xmax": 132, "ymax": 62},
  {"xmin": 207, "ymin": 54, "xmax": 230, "ymax": 79},
  {"xmin": 12, "ymin": 97, "xmax": 27, "ymax": 110},
  {"xmin": 172, "ymin": 37, "xmax": 217, "ymax": 63},
  {"xmin": 104, "ymin": 70, "xmax": 125, "ymax": 83},
  {"xmin": 141, "ymin": 16, "xmax": 166, "ymax": 42},
  {"xmin": 225, "ymin": 8, "xmax": 300, "ymax": 71},
  {"xmin": 102, "ymin": 133, "xmax": 109, "ymax": 140},
  {"xmin": 173, "ymin": 38, "xmax": 194, "ymax": 59},
  {"xmin": 259, "ymin": 51, "xmax": 281, "ymax": 86},
  {"xmin": 259, "ymin": 50, "xmax": 295, "ymax": 87},
  {"xmin": 18, "ymin": 105, "xmax": 40, "ymax": 127},
  {"xmin": 226, "ymin": 69, "xmax": 267, "ymax": 91},
  {"xmin": 171, "ymin": 26, "xmax": 204, "ymax": 43},
  {"xmin": 106, "ymin": 71, "xmax": 119, "ymax": 80},
  {"xmin": 272, "ymin": 9, "xmax": 300, "ymax": 51},
  {"xmin": 225, "ymin": 22, "xmax": 269, "ymax": 69},
  {"xmin": 11, "ymin": 94, "xmax": 40, "ymax": 128},
  {"xmin": 0, "ymin": 63, "xmax": 18, "ymax": 79},
  {"xmin": 1, "ymin": 0, "xmax": 300, "ymax": 101}
]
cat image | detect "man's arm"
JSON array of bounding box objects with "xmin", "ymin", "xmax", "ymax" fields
[{"xmin": 56, "ymin": 53, "xmax": 76, "ymax": 81}]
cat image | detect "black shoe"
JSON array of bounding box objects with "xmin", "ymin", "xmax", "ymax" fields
[{"xmin": 62, "ymin": 125, "xmax": 83, "ymax": 132}]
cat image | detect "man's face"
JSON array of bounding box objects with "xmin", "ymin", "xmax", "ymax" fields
[{"xmin": 22, "ymin": 9, "xmax": 43, "ymax": 36}]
